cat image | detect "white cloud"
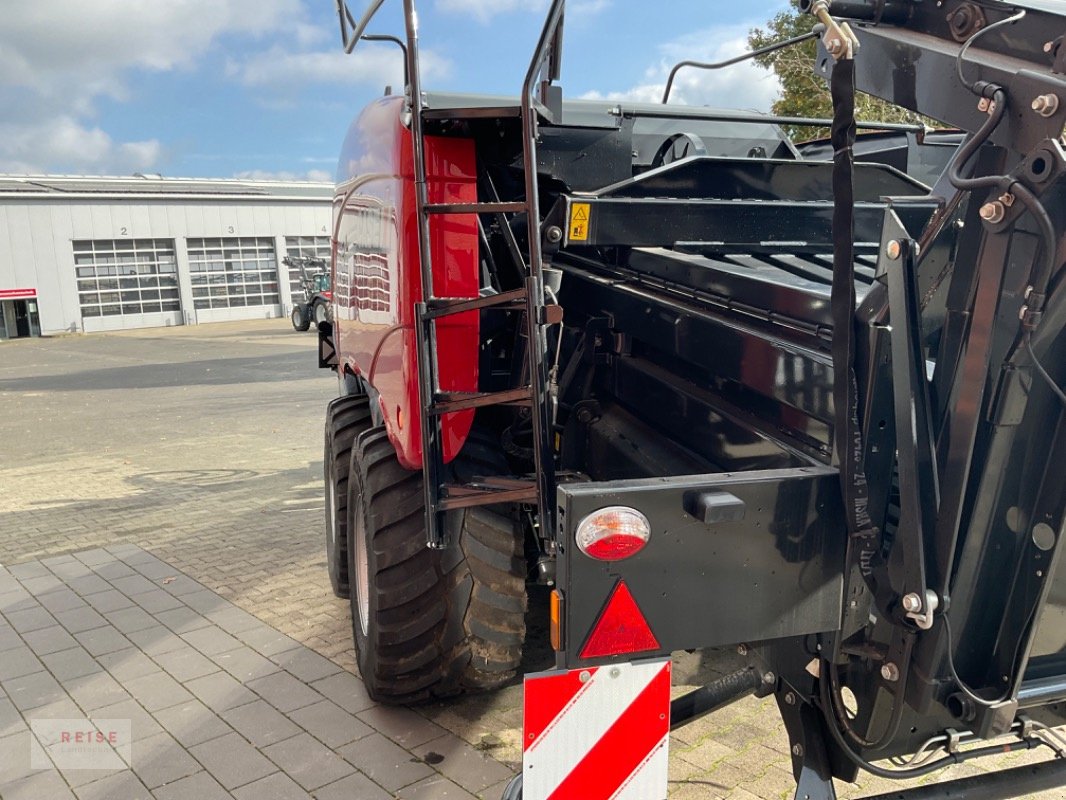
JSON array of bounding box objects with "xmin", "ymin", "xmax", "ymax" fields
[
  {"xmin": 0, "ymin": 117, "xmax": 162, "ymax": 175},
  {"xmin": 580, "ymin": 22, "xmax": 781, "ymax": 113},
  {"xmin": 0, "ymin": 0, "xmax": 303, "ymax": 175},
  {"xmin": 233, "ymin": 168, "xmax": 333, "ymax": 182}
]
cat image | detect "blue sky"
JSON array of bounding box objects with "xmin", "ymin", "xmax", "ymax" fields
[{"xmin": 0, "ymin": 1, "xmax": 788, "ymax": 180}]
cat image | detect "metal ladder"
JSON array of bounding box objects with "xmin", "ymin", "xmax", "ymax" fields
[{"xmin": 405, "ymin": 0, "xmax": 566, "ymax": 548}]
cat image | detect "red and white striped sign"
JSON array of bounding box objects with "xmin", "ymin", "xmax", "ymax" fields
[
  {"xmin": 522, "ymin": 658, "xmax": 671, "ymax": 800},
  {"xmin": 0, "ymin": 288, "xmax": 36, "ymax": 300}
]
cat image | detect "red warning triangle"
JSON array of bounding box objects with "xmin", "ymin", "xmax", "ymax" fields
[{"xmin": 579, "ymin": 580, "xmax": 660, "ymax": 659}]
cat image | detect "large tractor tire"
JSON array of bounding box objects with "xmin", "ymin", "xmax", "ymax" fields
[
  {"xmin": 324, "ymin": 393, "xmax": 373, "ymax": 598},
  {"xmin": 347, "ymin": 427, "xmax": 526, "ymax": 704},
  {"xmin": 313, "ymin": 300, "xmax": 330, "ymax": 328},
  {"xmin": 291, "ymin": 304, "xmax": 311, "ymax": 332}
]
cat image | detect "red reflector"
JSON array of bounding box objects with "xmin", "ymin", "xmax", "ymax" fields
[
  {"xmin": 582, "ymin": 534, "xmax": 648, "ymax": 561},
  {"xmin": 579, "ymin": 580, "xmax": 660, "ymax": 659}
]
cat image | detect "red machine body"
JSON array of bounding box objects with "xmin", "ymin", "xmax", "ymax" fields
[{"xmin": 332, "ymin": 95, "xmax": 479, "ymax": 469}]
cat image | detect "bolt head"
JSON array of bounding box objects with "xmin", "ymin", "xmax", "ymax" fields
[
  {"xmin": 578, "ymin": 670, "xmax": 591, "ymax": 683},
  {"xmin": 737, "ymin": 644, "xmax": 748, "ymax": 656},
  {"xmin": 1032, "ymin": 94, "xmax": 1060, "ymax": 118},
  {"xmin": 785, "ymin": 692, "xmax": 796, "ymax": 705},
  {"xmin": 546, "ymin": 226, "xmax": 563, "ymax": 243},
  {"xmin": 763, "ymin": 671, "xmax": 776, "ymax": 686},
  {"xmin": 885, "ymin": 240, "xmax": 901, "ymax": 260},
  {"xmin": 901, "ymin": 592, "xmax": 922, "ymax": 613},
  {"xmin": 881, "ymin": 662, "xmax": 900, "ymax": 682},
  {"xmin": 792, "ymin": 744, "xmax": 804, "ymax": 756},
  {"xmin": 979, "ymin": 201, "xmax": 1005, "ymax": 224}
]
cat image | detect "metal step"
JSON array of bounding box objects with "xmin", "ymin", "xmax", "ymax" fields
[
  {"xmin": 439, "ymin": 480, "xmax": 539, "ymax": 510},
  {"xmin": 424, "ymin": 202, "xmax": 526, "ymax": 215},
  {"xmin": 430, "ymin": 387, "xmax": 532, "ymax": 415},
  {"xmin": 423, "ymin": 288, "xmax": 528, "ymax": 319}
]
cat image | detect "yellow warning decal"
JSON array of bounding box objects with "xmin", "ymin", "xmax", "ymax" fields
[{"xmin": 569, "ymin": 202, "xmax": 591, "ymax": 242}]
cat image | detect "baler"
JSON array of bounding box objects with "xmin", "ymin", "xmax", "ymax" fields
[{"xmin": 317, "ymin": 1, "xmax": 1066, "ymax": 798}]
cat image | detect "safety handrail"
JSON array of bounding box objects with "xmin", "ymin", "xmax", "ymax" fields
[{"xmin": 335, "ymin": 0, "xmax": 387, "ymax": 54}]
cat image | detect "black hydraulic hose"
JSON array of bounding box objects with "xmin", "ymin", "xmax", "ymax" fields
[{"xmin": 947, "ymin": 89, "xmax": 1007, "ymax": 192}]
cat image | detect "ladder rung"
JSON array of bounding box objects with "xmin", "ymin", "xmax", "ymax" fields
[
  {"xmin": 438, "ymin": 482, "xmax": 539, "ymax": 510},
  {"xmin": 425, "ymin": 202, "xmax": 526, "ymax": 215},
  {"xmin": 423, "ymin": 288, "xmax": 528, "ymax": 320},
  {"xmin": 430, "ymin": 387, "xmax": 531, "ymax": 415}
]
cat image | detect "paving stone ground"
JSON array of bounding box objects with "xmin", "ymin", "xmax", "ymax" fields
[{"xmin": 0, "ymin": 321, "xmax": 1061, "ymax": 799}]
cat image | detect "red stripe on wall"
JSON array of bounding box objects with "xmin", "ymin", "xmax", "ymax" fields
[
  {"xmin": 0, "ymin": 288, "xmax": 36, "ymax": 299},
  {"xmin": 546, "ymin": 663, "xmax": 670, "ymax": 800}
]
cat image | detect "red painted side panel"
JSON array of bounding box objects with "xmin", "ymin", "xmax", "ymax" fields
[{"xmin": 333, "ymin": 96, "xmax": 478, "ymax": 469}]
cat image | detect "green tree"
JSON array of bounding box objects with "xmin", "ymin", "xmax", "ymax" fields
[{"xmin": 748, "ymin": 2, "xmax": 937, "ymax": 141}]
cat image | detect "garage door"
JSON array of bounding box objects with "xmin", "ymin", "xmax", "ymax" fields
[
  {"xmin": 188, "ymin": 237, "xmax": 281, "ymax": 323},
  {"xmin": 74, "ymin": 239, "xmax": 183, "ymax": 332}
]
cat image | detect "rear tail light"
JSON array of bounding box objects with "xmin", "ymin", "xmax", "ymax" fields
[{"xmin": 575, "ymin": 507, "xmax": 651, "ymax": 561}]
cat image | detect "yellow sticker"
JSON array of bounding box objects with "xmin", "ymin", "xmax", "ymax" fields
[{"xmin": 569, "ymin": 202, "xmax": 591, "ymax": 242}]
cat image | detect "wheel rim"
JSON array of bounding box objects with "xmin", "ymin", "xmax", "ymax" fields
[
  {"xmin": 315, "ymin": 304, "xmax": 327, "ymax": 324},
  {"xmin": 354, "ymin": 498, "xmax": 370, "ymax": 636}
]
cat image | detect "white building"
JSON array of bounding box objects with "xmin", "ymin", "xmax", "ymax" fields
[{"xmin": 0, "ymin": 175, "xmax": 333, "ymax": 339}]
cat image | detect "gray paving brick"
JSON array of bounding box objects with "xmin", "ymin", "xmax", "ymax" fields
[
  {"xmin": 126, "ymin": 625, "xmax": 187, "ymax": 657},
  {"xmin": 185, "ymin": 671, "xmax": 256, "ymax": 713},
  {"xmin": 152, "ymin": 646, "xmax": 220, "ymax": 683},
  {"xmin": 74, "ymin": 769, "xmax": 152, "ymax": 800},
  {"xmin": 394, "ymin": 775, "xmax": 479, "ymax": 800},
  {"xmin": 48, "ymin": 562, "xmax": 94, "ymax": 582},
  {"xmin": 181, "ymin": 625, "xmax": 241, "ymax": 656},
  {"xmin": 3, "ymin": 669, "xmax": 64, "ymax": 711},
  {"xmin": 337, "ymin": 732, "xmax": 434, "ymax": 793},
  {"xmin": 268, "ymin": 648, "xmax": 340, "ymax": 683},
  {"xmin": 131, "ymin": 589, "xmax": 184, "ymax": 614},
  {"xmin": 66, "ymin": 575, "xmax": 113, "ymax": 597},
  {"xmin": 130, "ymin": 731, "xmax": 200, "ymax": 789},
  {"xmin": 204, "ymin": 606, "xmax": 262, "ymax": 635},
  {"xmin": 123, "ymin": 671, "xmax": 192, "ymax": 712},
  {"xmin": 230, "ymin": 771, "xmax": 310, "ymax": 800},
  {"xmin": 104, "ymin": 544, "xmax": 142, "ymax": 558},
  {"xmin": 357, "ymin": 705, "xmax": 448, "ymax": 749},
  {"xmin": 0, "ymin": 646, "xmax": 47, "ymax": 685},
  {"xmin": 152, "ymin": 770, "xmax": 231, "ymax": 800},
  {"xmin": 234, "ymin": 625, "xmax": 300, "ymax": 658},
  {"xmin": 53, "ymin": 763, "xmax": 127, "ymax": 790},
  {"xmin": 0, "ymin": 730, "xmax": 42, "ymax": 786},
  {"xmin": 83, "ymin": 589, "xmax": 136, "ymax": 614},
  {"xmin": 287, "ymin": 700, "xmax": 372, "ymax": 749},
  {"xmin": 36, "ymin": 589, "xmax": 89, "ymax": 614},
  {"xmin": 109, "ymin": 574, "xmax": 159, "ymax": 597},
  {"xmin": 312, "ymin": 771, "xmax": 392, "ymax": 800},
  {"xmin": 131, "ymin": 560, "xmax": 173, "ymax": 581},
  {"xmin": 411, "ymin": 733, "xmax": 514, "ymax": 794},
  {"xmin": 261, "ymin": 732, "xmax": 353, "ymax": 791},
  {"xmin": 20, "ymin": 574, "xmax": 65, "ymax": 596},
  {"xmin": 21, "ymin": 625, "xmax": 78, "ymax": 657},
  {"xmin": 74, "ymin": 549, "xmax": 115, "ymax": 567},
  {"xmin": 1, "ymin": 769, "xmax": 77, "ymax": 800},
  {"xmin": 103, "ymin": 606, "xmax": 158, "ymax": 635},
  {"xmin": 42, "ymin": 647, "xmax": 102, "ymax": 682},
  {"xmin": 162, "ymin": 579, "xmax": 211, "ymax": 599},
  {"xmin": 53, "ymin": 606, "xmax": 108, "ymax": 635},
  {"xmin": 189, "ymin": 731, "xmax": 276, "ymax": 790},
  {"xmin": 8, "ymin": 561, "xmax": 50, "ymax": 579},
  {"xmin": 41, "ymin": 555, "xmax": 78, "ymax": 568},
  {"xmin": 153, "ymin": 699, "xmax": 231, "ymax": 748},
  {"xmin": 90, "ymin": 561, "xmax": 136, "ymax": 580},
  {"xmin": 153, "ymin": 606, "xmax": 211, "ymax": 635},
  {"xmin": 0, "ymin": 622, "xmax": 22, "ymax": 653},
  {"xmin": 66, "ymin": 671, "xmax": 130, "ymax": 712},
  {"xmin": 115, "ymin": 548, "xmax": 155, "ymax": 565},
  {"xmin": 90, "ymin": 699, "xmax": 163, "ymax": 741},
  {"xmin": 0, "ymin": 590, "xmax": 37, "ymax": 615},
  {"xmin": 0, "ymin": 696, "xmax": 27, "ymax": 738},
  {"xmin": 21, "ymin": 696, "xmax": 84, "ymax": 722},
  {"xmin": 220, "ymin": 699, "xmax": 300, "ymax": 748},
  {"xmin": 247, "ymin": 672, "xmax": 321, "ymax": 713},
  {"xmin": 213, "ymin": 646, "xmax": 279, "ymax": 683},
  {"xmin": 176, "ymin": 590, "xmax": 228, "ymax": 615},
  {"xmin": 74, "ymin": 625, "xmax": 132, "ymax": 657},
  {"xmin": 310, "ymin": 671, "xmax": 375, "ymax": 715},
  {"xmin": 5, "ymin": 605, "xmax": 56, "ymax": 634},
  {"xmin": 97, "ymin": 649, "xmax": 159, "ymax": 682}
]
